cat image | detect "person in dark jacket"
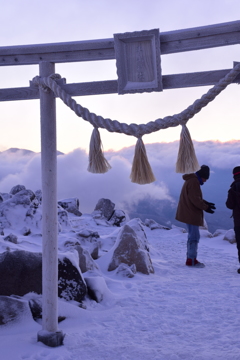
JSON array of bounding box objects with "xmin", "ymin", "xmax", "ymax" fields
[
  {"xmin": 176, "ymin": 165, "xmax": 216, "ymax": 268},
  {"xmin": 226, "ymin": 166, "xmax": 240, "ymax": 273}
]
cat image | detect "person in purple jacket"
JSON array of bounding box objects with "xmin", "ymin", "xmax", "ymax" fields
[{"xmin": 226, "ymin": 166, "xmax": 240, "ymax": 273}]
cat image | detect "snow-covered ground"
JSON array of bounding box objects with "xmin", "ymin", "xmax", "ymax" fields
[{"xmin": 1, "ymin": 215, "xmax": 240, "ymax": 360}]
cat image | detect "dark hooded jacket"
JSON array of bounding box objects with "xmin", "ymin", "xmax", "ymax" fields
[
  {"xmin": 226, "ymin": 177, "xmax": 240, "ymax": 226},
  {"xmin": 175, "ymin": 173, "xmax": 209, "ymax": 226}
]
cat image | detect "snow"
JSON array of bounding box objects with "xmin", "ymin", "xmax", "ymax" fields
[{"xmin": 1, "ymin": 213, "xmax": 240, "ymax": 360}]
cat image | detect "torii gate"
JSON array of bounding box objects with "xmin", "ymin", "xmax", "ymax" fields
[{"xmin": 0, "ymin": 20, "xmax": 240, "ymax": 347}]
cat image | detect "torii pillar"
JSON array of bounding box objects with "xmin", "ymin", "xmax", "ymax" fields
[{"xmin": 37, "ymin": 61, "xmax": 64, "ymax": 347}]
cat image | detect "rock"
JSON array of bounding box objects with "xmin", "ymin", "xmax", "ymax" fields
[
  {"xmin": 212, "ymin": 229, "xmax": 228, "ymax": 237},
  {"xmin": 3, "ymin": 233, "xmax": 18, "ymax": 244},
  {"xmin": 108, "ymin": 221, "xmax": 154, "ymax": 275},
  {"xmin": 0, "ymin": 250, "xmax": 87, "ymax": 303},
  {"xmin": 108, "ymin": 210, "xmax": 127, "ymax": 227},
  {"xmin": 58, "ymin": 257, "xmax": 87, "ymax": 302},
  {"xmin": 93, "ymin": 198, "xmax": 115, "ymax": 220},
  {"xmin": 24, "ymin": 207, "xmax": 42, "ymax": 231},
  {"xmin": 199, "ymin": 229, "xmax": 213, "ymax": 238},
  {"xmin": 10, "ymin": 184, "xmax": 26, "ymax": 195},
  {"xmin": 28, "ymin": 297, "xmax": 66, "ymax": 324},
  {"xmin": 223, "ymin": 229, "xmax": 236, "ymax": 244},
  {"xmin": 172, "ymin": 224, "xmax": 187, "ymax": 233},
  {"xmin": 144, "ymin": 218, "xmax": 170, "ymax": 230},
  {"xmin": 75, "ymin": 245, "xmax": 99, "ymax": 273},
  {"xmin": 20, "ymin": 226, "xmax": 31, "ymax": 236},
  {"xmin": 76, "ymin": 230, "xmax": 100, "ymax": 259},
  {"xmin": 58, "ymin": 198, "xmax": 82, "ymax": 217},
  {"xmin": 35, "ymin": 190, "xmax": 42, "ymax": 203},
  {"xmin": 116, "ymin": 263, "xmax": 136, "ymax": 278},
  {"xmin": 0, "ymin": 295, "xmax": 32, "ymax": 326},
  {"xmin": 84, "ymin": 276, "xmax": 111, "ymax": 303},
  {"xmin": 0, "ymin": 250, "xmax": 42, "ymax": 297},
  {"xmin": 58, "ymin": 207, "xmax": 71, "ymax": 229},
  {"xmin": 200, "ymin": 218, "xmax": 208, "ymax": 230}
]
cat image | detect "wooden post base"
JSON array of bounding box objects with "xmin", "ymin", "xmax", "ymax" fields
[{"xmin": 37, "ymin": 330, "xmax": 64, "ymax": 347}]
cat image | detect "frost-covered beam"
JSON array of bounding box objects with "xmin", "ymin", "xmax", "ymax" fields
[
  {"xmin": 0, "ymin": 68, "xmax": 240, "ymax": 101},
  {"xmin": 0, "ymin": 20, "xmax": 239, "ymax": 66}
]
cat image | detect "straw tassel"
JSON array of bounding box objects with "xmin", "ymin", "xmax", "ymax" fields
[
  {"xmin": 130, "ymin": 137, "xmax": 156, "ymax": 184},
  {"xmin": 176, "ymin": 124, "xmax": 200, "ymax": 173},
  {"xmin": 87, "ymin": 127, "xmax": 111, "ymax": 173}
]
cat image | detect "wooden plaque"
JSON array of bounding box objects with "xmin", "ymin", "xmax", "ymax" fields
[{"xmin": 114, "ymin": 29, "xmax": 162, "ymax": 94}]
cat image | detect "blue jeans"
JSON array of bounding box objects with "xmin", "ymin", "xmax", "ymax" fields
[{"xmin": 186, "ymin": 224, "xmax": 200, "ymax": 260}]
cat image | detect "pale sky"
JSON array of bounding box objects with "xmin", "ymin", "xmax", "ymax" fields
[{"xmin": 0, "ymin": 0, "xmax": 240, "ymax": 154}]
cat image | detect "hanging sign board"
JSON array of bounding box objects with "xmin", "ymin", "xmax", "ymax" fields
[{"xmin": 114, "ymin": 28, "xmax": 162, "ymax": 94}]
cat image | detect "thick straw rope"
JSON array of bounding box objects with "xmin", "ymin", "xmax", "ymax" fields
[
  {"xmin": 33, "ymin": 63, "xmax": 240, "ymax": 182},
  {"xmin": 32, "ymin": 63, "xmax": 240, "ymax": 138}
]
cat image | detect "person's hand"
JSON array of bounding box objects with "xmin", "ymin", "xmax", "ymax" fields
[
  {"xmin": 205, "ymin": 206, "xmax": 215, "ymax": 214},
  {"xmin": 205, "ymin": 201, "xmax": 216, "ymax": 210}
]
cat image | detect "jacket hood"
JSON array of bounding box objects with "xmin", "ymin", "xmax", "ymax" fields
[{"xmin": 182, "ymin": 173, "xmax": 197, "ymax": 181}]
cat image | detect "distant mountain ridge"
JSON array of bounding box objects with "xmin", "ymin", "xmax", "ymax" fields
[{"xmin": 0, "ymin": 148, "xmax": 64, "ymax": 156}]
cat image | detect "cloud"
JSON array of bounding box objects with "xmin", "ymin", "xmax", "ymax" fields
[
  {"xmin": 0, "ymin": 148, "xmax": 173, "ymax": 214},
  {"xmin": 0, "ymin": 140, "xmax": 239, "ymax": 216}
]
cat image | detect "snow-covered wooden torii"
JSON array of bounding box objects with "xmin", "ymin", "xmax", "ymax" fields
[{"xmin": 0, "ymin": 20, "xmax": 240, "ymax": 347}]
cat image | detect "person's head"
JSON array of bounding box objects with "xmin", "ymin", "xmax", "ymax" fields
[
  {"xmin": 196, "ymin": 165, "xmax": 210, "ymax": 182},
  {"xmin": 232, "ymin": 166, "xmax": 240, "ymax": 180}
]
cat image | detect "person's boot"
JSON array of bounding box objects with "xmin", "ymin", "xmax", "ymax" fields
[
  {"xmin": 186, "ymin": 258, "xmax": 205, "ymax": 268},
  {"xmin": 186, "ymin": 258, "xmax": 193, "ymax": 266},
  {"xmin": 194, "ymin": 259, "xmax": 205, "ymax": 268}
]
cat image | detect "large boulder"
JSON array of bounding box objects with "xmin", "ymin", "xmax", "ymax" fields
[
  {"xmin": 10, "ymin": 184, "xmax": 26, "ymax": 196},
  {"xmin": 58, "ymin": 198, "xmax": 82, "ymax": 217},
  {"xmin": 58, "ymin": 257, "xmax": 87, "ymax": 302},
  {"xmin": 74, "ymin": 245, "xmax": 100, "ymax": 273},
  {"xmin": 93, "ymin": 198, "xmax": 115, "ymax": 220},
  {"xmin": 144, "ymin": 218, "xmax": 170, "ymax": 230},
  {"xmin": 223, "ymin": 229, "xmax": 236, "ymax": 244},
  {"xmin": 75, "ymin": 229, "xmax": 100, "ymax": 259},
  {"xmin": 0, "ymin": 250, "xmax": 87, "ymax": 303},
  {"xmin": 108, "ymin": 219, "xmax": 154, "ymax": 275},
  {"xmin": 108, "ymin": 210, "xmax": 127, "ymax": 227},
  {"xmin": 0, "ymin": 250, "xmax": 42, "ymax": 296},
  {"xmin": 0, "ymin": 295, "xmax": 33, "ymax": 326}
]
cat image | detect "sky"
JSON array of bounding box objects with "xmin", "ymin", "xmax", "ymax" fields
[{"xmin": 0, "ymin": 0, "xmax": 240, "ymax": 154}]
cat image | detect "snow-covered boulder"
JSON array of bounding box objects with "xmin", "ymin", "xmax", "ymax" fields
[
  {"xmin": 58, "ymin": 256, "xmax": 87, "ymax": 302},
  {"xmin": 108, "ymin": 209, "xmax": 127, "ymax": 227},
  {"xmin": 0, "ymin": 250, "xmax": 87, "ymax": 303},
  {"xmin": 108, "ymin": 219, "xmax": 154, "ymax": 275},
  {"xmin": 144, "ymin": 218, "xmax": 170, "ymax": 230},
  {"xmin": 84, "ymin": 276, "xmax": 113, "ymax": 303},
  {"xmin": 92, "ymin": 198, "xmax": 115, "ymax": 220},
  {"xmin": 0, "ymin": 295, "xmax": 33, "ymax": 326},
  {"xmin": 199, "ymin": 229, "xmax": 213, "ymax": 238},
  {"xmin": 10, "ymin": 184, "xmax": 25, "ymax": 195},
  {"xmin": 75, "ymin": 229, "xmax": 100, "ymax": 259},
  {"xmin": 75, "ymin": 245, "xmax": 100, "ymax": 273},
  {"xmin": 58, "ymin": 197, "xmax": 82, "ymax": 217},
  {"xmin": 212, "ymin": 229, "xmax": 228, "ymax": 237},
  {"xmin": 3, "ymin": 233, "xmax": 18, "ymax": 244},
  {"xmin": 116, "ymin": 263, "xmax": 136, "ymax": 278},
  {"xmin": 0, "ymin": 250, "xmax": 42, "ymax": 297},
  {"xmin": 223, "ymin": 229, "xmax": 236, "ymax": 244},
  {"xmin": 200, "ymin": 218, "xmax": 208, "ymax": 230},
  {"xmin": 171, "ymin": 224, "xmax": 187, "ymax": 233}
]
